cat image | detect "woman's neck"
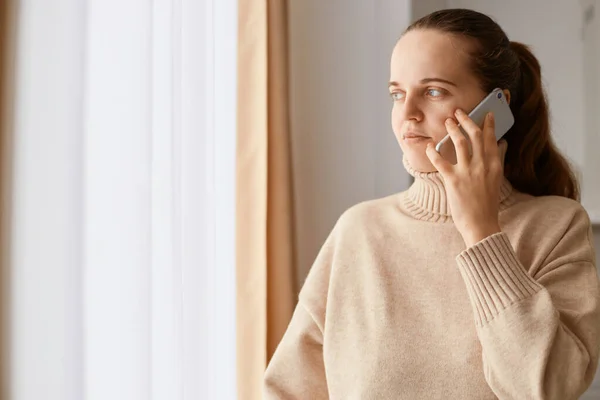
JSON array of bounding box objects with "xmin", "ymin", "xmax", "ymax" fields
[{"xmin": 400, "ymin": 154, "xmax": 514, "ymax": 222}]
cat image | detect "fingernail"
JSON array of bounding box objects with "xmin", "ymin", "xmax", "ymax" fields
[
  {"xmin": 445, "ymin": 118, "xmax": 454, "ymax": 125},
  {"xmin": 487, "ymin": 112, "xmax": 494, "ymax": 122},
  {"xmin": 455, "ymin": 109, "xmax": 465, "ymax": 116}
]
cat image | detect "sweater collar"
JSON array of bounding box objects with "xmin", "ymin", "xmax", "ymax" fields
[{"xmin": 400, "ymin": 154, "xmax": 514, "ymax": 222}]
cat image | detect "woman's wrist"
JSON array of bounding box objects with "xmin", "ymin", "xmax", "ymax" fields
[{"xmin": 462, "ymin": 224, "xmax": 502, "ymax": 248}]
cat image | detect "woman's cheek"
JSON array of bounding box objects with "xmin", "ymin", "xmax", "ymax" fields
[
  {"xmin": 391, "ymin": 105, "xmax": 403, "ymax": 135},
  {"xmin": 429, "ymin": 106, "xmax": 456, "ymax": 141}
]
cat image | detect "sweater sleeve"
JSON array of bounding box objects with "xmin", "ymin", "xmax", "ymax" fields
[
  {"xmin": 263, "ymin": 302, "xmax": 329, "ymax": 399},
  {"xmin": 455, "ymin": 211, "xmax": 600, "ymax": 399},
  {"xmin": 264, "ymin": 213, "xmax": 342, "ymax": 399}
]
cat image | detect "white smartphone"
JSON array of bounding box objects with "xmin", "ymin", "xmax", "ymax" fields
[{"xmin": 435, "ymin": 88, "xmax": 514, "ymax": 153}]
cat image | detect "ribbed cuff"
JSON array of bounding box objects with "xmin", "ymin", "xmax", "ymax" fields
[{"xmin": 456, "ymin": 232, "xmax": 544, "ymax": 326}]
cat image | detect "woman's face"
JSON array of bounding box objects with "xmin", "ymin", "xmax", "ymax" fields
[{"xmin": 390, "ymin": 29, "xmax": 488, "ymax": 172}]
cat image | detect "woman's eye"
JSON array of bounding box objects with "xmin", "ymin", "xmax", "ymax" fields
[
  {"xmin": 427, "ymin": 88, "xmax": 444, "ymax": 97},
  {"xmin": 390, "ymin": 92, "xmax": 404, "ymax": 101}
]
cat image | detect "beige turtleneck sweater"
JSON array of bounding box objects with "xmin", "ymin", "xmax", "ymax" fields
[{"xmin": 264, "ymin": 159, "xmax": 600, "ymax": 399}]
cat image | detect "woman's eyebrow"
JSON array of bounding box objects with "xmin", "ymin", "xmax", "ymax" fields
[
  {"xmin": 420, "ymin": 77, "xmax": 457, "ymax": 86},
  {"xmin": 388, "ymin": 78, "xmax": 457, "ymax": 88}
]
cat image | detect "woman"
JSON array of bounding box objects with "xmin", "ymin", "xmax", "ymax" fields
[{"xmin": 264, "ymin": 8, "xmax": 600, "ymax": 399}]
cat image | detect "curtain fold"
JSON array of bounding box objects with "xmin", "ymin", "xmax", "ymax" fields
[
  {"xmin": 237, "ymin": 0, "xmax": 296, "ymax": 398},
  {"xmin": 0, "ymin": 1, "xmax": 15, "ymax": 398},
  {"xmin": 265, "ymin": 0, "xmax": 295, "ymax": 361}
]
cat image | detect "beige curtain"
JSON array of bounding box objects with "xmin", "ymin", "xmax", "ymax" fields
[
  {"xmin": 236, "ymin": 0, "xmax": 296, "ymax": 399},
  {"xmin": 0, "ymin": 1, "xmax": 15, "ymax": 399}
]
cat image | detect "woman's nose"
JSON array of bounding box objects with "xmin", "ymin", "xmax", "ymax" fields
[{"xmin": 399, "ymin": 95, "xmax": 424, "ymax": 121}]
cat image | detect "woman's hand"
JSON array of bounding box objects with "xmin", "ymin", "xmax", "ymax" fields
[{"xmin": 425, "ymin": 109, "xmax": 508, "ymax": 248}]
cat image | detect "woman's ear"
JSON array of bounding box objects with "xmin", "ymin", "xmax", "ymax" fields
[{"xmin": 502, "ymin": 89, "xmax": 511, "ymax": 105}]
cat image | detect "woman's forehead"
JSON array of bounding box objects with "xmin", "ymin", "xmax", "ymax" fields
[{"xmin": 390, "ymin": 30, "xmax": 474, "ymax": 85}]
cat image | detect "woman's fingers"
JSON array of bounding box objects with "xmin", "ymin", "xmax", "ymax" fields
[
  {"xmin": 454, "ymin": 109, "xmax": 485, "ymax": 163},
  {"xmin": 444, "ymin": 118, "xmax": 470, "ymax": 166},
  {"xmin": 426, "ymin": 142, "xmax": 453, "ymax": 175},
  {"xmin": 483, "ymin": 112, "xmax": 499, "ymax": 162}
]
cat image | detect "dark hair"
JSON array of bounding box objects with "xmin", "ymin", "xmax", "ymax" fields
[{"xmin": 405, "ymin": 9, "xmax": 580, "ymax": 201}]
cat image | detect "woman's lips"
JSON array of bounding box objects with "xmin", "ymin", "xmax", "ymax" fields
[{"xmin": 403, "ymin": 131, "xmax": 431, "ymax": 141}]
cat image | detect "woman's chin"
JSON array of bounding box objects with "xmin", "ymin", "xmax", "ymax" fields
[
  {"xmin": 405, "ymin": 154, "xmax": 437, "ymax": 173},
  {"xmin": 401, "ymin": 144, "xmax": 458, "ymax": 172}
]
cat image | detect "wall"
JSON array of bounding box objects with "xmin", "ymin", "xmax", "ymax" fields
[
  {"xmin": 581, "ymin": 0, "xmax": 600, "ymax": 222},
  {"xmin": 288, "ymin": 0, "xmax": 412, "ymax": 286}
]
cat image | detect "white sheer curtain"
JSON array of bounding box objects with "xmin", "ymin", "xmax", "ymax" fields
[{"xmin": 8, "ymin": 1, "xmax": 236, "ymax": 399}]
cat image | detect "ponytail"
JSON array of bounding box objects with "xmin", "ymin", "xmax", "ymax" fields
[{"xmin": 504, "ymin": 42, "xmax": 580, "ymax": 201}]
